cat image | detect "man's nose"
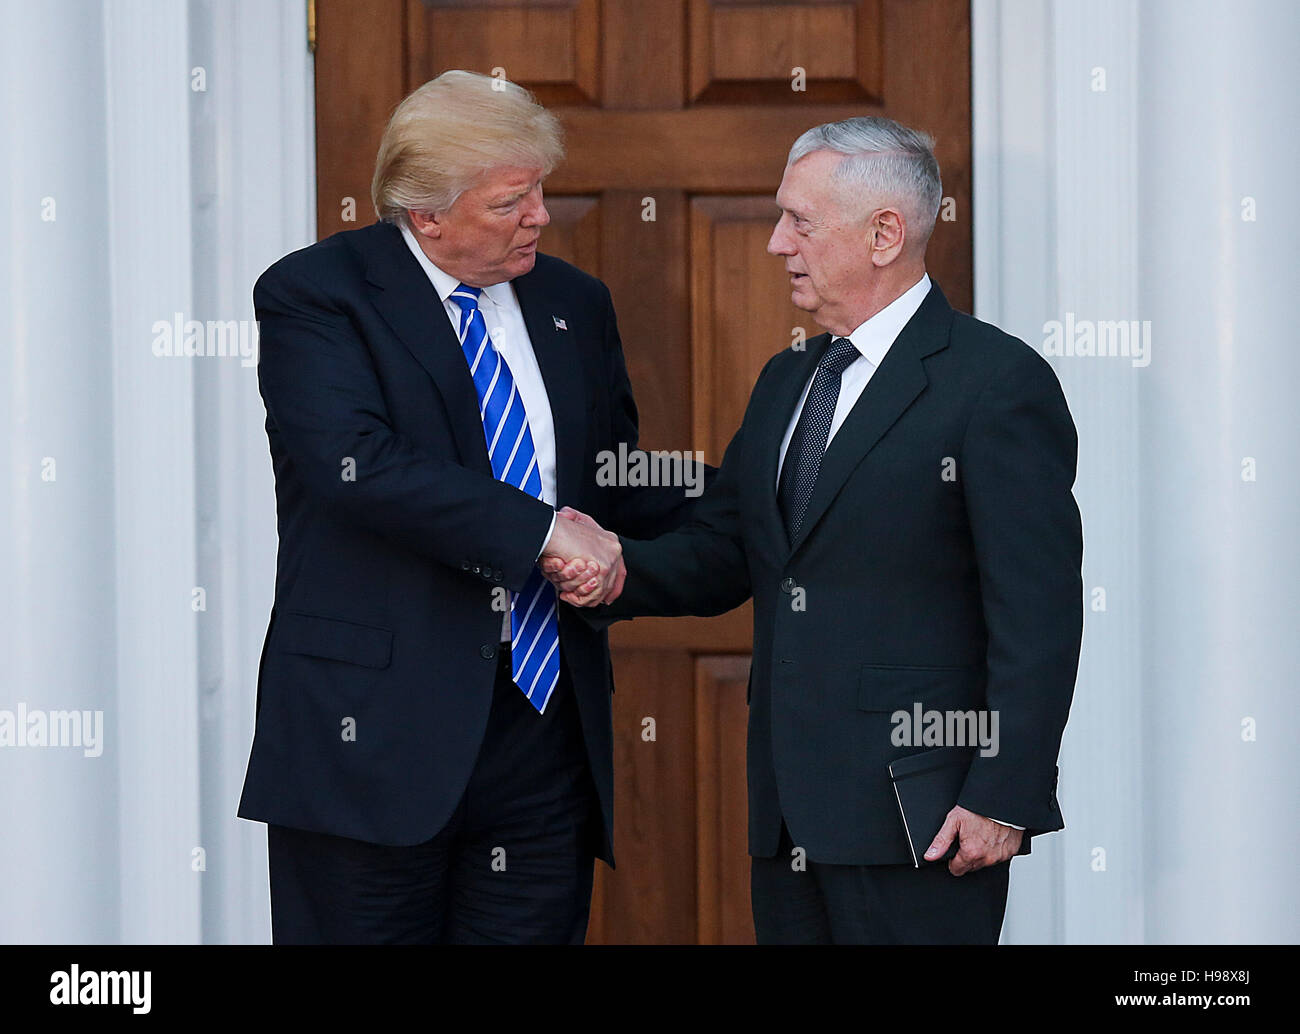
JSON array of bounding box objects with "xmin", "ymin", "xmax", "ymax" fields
[
  {"xmin": 523, "ymin": 191, "xmax": 550, "ymax": 227},
  {"xmin": 767, "ymin": 225, "xmax": 791, "ymax": 256}
]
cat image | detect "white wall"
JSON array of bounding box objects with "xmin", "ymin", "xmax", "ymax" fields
[
  {"xmin": 0, "ymin": 0, "xmax": 312, "ymax": 944},
  {"xmin": 974, "ymin": 0, "xmax": 1299, "ymax": 943}
]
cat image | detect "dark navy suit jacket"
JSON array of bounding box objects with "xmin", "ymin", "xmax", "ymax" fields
[
  {"xmin": 602, "ymin": 283, "xmax": 1084, "ymax": 865},
  {"xmin": 237, "ymin": 220, "xmax": 703, "ymax": 865}
]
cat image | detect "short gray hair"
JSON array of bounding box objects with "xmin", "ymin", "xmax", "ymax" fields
[{"xmin": 787, "ymin": 117, "xmax": 942, "ymax": 246}]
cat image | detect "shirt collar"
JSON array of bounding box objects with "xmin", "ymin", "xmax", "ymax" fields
[
  {"xmin": 398, "ymin": 222, "xmax": 512, "ymax": 307},
  {"xmin": 841, "ymin": 272, "xmax": 932, "ymax": 367}
]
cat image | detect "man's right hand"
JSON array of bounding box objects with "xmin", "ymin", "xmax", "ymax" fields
[{"xmin": 540, "ymin": 507, "xmax": 625, "ymax": 606}]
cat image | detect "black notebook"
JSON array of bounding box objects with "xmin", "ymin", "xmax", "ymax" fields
[{"xmin": 888, "ymin": 745, "xmax": 976, "ymax": 867}]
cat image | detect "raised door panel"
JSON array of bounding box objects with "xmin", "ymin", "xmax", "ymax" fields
[{"xmin": 688, "ymin": 0, "xmax": 883, "ymax": 103}]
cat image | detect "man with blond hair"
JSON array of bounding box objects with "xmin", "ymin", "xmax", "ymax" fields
[{"xmin": 238, "ymin": 70, "xmax": 701, "ymax": 943}]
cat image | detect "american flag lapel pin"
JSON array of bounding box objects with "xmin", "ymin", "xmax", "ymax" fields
[{"xmin": 553, "ymin": 316, "xmax": 568, "ymax": 331}]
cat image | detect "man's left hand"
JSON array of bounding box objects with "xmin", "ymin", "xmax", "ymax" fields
[{"xmin": 925, "ymin": 805, "xmax": 1023, "ymax": 875}]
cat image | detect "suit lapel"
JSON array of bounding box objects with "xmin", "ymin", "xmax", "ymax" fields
[
  {"xmin": 787, "ymin": 282, "xmax": 956, "ymax": 556},
  {"xmin": 363, "ymin": 222, "xmax": 493, "ymax": 475},
  {"xmin": 511, "ymin": 268, "xmax": 586, "ymax": 506},
  {"xmin": 363, "ymin": 224, "xmax": 585, "ymax": 501}
]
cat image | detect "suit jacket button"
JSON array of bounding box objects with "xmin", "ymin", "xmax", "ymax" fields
[
  {"xmin": 780, "ymin": 577, "xmax": 796, "ymax": 593},
  {"xmin": 480, "ymin": 644, "xmax": 496, "ymax": 660},
  {"xmin": 461, "ymin": 561, "xmax": 471, "ymax": 570},
  {"xmin": 473, "ymin": 565, "xmax": 481, "ymax": 574},
  {"xmin": 494, "ymin": 571, "xmax": 504, "ymax": 582}
]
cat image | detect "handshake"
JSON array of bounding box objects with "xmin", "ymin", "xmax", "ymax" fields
[{"xmin": 539, "ymin": 507, "xmax": 625, "ymax": 607}]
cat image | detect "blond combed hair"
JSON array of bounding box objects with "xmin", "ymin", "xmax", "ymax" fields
[{"xmin": 371, "ymin": 70, "xmax": 565, "ymax": 225}]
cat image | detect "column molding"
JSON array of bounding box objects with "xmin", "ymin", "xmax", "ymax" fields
[
  {"xmin": 189, "ymin": 0, "xmax": 315, "ymax": 945},
  {"xmin": 972, "ymin": 0, "xmax": 1145, "ymax": 944},
  {"xmin": 103, "ymin": 0, "xmax": 202, "ymax": 943}
]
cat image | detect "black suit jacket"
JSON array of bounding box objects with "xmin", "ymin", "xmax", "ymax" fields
[
  {"xmin": 237, "ymin": 220, "xmax": 703, "ymax": 865},
  {"xmin": 602, "ymin": 282, "xmax": 1084, "ymax": 865}
]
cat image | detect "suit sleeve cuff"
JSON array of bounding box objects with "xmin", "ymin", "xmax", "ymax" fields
[{"xmin": 534, "ymin": 511, "xmax": 557, "ymax": 563}]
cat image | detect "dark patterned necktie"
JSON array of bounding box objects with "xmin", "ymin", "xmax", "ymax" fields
[{"xmin": 777, "ymin": 337, "xmax": 860, "ymax": 541}]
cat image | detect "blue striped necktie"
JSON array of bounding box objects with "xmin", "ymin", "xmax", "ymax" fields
[{"xmin": 449, "ymin": 283, "xmax": 560, "ymax": 714}]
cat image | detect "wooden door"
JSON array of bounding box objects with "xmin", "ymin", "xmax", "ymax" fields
[{"xmin": 313, "ymin": 0, "xmax": 971, "ymax": 943}]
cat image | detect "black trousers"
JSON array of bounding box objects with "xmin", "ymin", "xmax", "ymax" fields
[
  {"xmin": 267, "ymin": 647, "xmax": 601, "ymax": 944},
  {"xmin": 750, "ymin": 820, "xmax": 1011, "ymax": 944}
]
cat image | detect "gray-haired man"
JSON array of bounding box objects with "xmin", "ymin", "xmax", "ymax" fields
[{"xmin": 546, "ymin": 117, "xmax": 1084, "ymax": 943}]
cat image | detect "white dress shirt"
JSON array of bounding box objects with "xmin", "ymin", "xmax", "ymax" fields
[
  {"xmin": 400, "ymin": 224, "xmax": 558, "ymax": 638},
  {"xmin": 772, "ymin": 272, "xmax": 1023, "ymax": 832},
  {"xmin": 776, "ymin": 273, "xmax": 931, "ymax": 484}
]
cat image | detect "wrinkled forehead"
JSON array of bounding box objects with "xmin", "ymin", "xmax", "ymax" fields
[
  {"xmin": 472, "ymin": 164, "xmax": 544, "ymax": 193},
  {"xmin": 776, "ymin": 150, "xmax": 842, "ymax": 209}
]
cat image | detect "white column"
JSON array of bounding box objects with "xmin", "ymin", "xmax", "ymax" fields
[
  {"xmin": 188, "ymin": 0, "xmax": 315, "ymax": 945},
  {"xmin": 976, "ymin": 0, "xmax": 1300, "ymax": 944},
  {"xmin": 103, "ymin": 0, "xmax": 202, "ymax": 943},
  {"xmin": 0, "ymin": 0, "xmax": 121, "ymax": 944},
  {"xmin": 973, "ymin": 0, "xmax": 1146, "ymax": 944},
  {"xmin": 0, "ymin": 0, "xmax": 313, "ymax": 944},
  {"xmin": 1136, "ymin": 0, "xmax": 1300, "ymax": 944},
  {"xmin": 1047, "ymin": 0, "xmax": 1146, "ymax": 947}
]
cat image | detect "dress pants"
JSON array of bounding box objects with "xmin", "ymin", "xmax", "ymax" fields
[
  {"xmin": 267, "ymin": 645, "xmax": 601, "ymax": 944},
  {"xmin": 750, "ymin": 820, "xmax": 1012, "ymax": 944}
]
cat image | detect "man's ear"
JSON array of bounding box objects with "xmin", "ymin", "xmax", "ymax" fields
[
  {"xmin": 868, "ymin": 207, "xmax": 906, "ymax": 267},
  {"xmin": 406, "ymin": 208, "xmax": 442, "ymax": 240}
]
